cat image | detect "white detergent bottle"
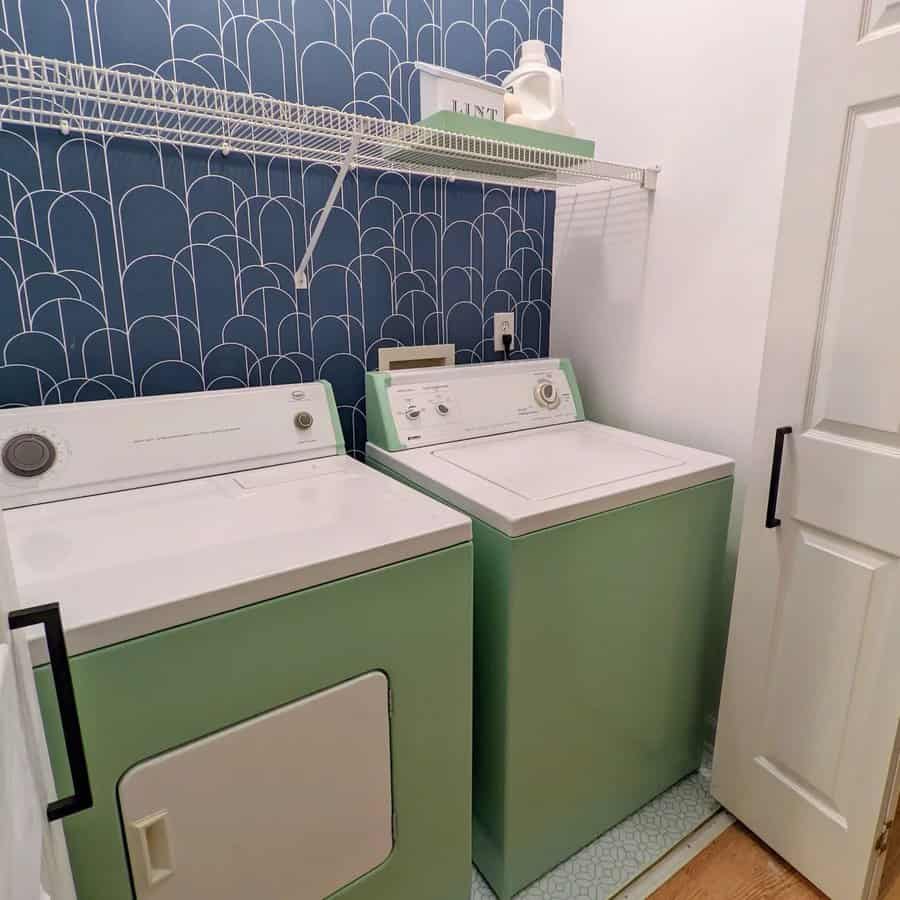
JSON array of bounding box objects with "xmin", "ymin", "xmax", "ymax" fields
[{"xmin": 502, "ymin": 40, "xmax": 575, "ymax": 136}]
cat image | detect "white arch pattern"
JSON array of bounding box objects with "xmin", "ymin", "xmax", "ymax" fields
[{"xmin": 0, "ymin": 0, "xmax": 562, "ymax": 454}]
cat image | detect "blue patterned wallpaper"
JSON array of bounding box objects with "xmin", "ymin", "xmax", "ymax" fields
[{"xmin": 0, "ymin": 1, "xmax": 562, "ymax": 453}]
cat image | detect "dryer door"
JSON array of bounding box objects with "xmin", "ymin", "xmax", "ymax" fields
[{"xmin": 118, "ymin": 671, "xmax": 393, "ymax": 899}]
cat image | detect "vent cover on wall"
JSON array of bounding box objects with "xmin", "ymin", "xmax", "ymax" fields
[{"xmin": 378, "ymin": 346, "xmax": 456, "ymax": 372}]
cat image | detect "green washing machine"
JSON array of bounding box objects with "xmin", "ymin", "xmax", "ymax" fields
[
  {"xmin": 0, "ymin": 382, "xmax": 473, "ymax": 900},
  {"xmin": 366, "ymin": 359, "xmax": 734, "ymax": 899}
]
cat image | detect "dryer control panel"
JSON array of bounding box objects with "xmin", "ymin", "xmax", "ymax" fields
[
  {"xmin": 0, "ymin": 382, "xmax": 344, "ymax": 508},
  {"xmin": 367, "ymin": 359, "xmax": 584, "ymax": 450}
]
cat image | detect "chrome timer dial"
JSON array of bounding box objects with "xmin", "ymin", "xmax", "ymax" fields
[
  {"xmin": 534, "ymin": 381, "xmax": 560, "ymax": 409},
  {"xmin": 3, "ymin": 433, "xmax": 56, "ymax": 477}
]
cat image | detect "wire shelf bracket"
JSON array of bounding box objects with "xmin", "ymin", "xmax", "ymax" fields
[{"xmin": 294, "ymin": 131, "xmax": 360, "ymax": 290}]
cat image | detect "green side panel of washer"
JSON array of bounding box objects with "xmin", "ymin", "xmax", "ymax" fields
[
  {"xmin": 365, "ymin": 372, "xmax": 402, "ymax": 452},
  {"xmin": 474, "ymin": 478, "xmax": 733, "ymax": 899},
  {"xmin": 558, "ymin": 359, "xmax": 585, "ymax": 421},
  {"xmin": 367, "ymin": 458, "xmax": 733, "ymax": 900},
  {"xmin": 34, "ymin": 545, "xmax": 473, "ymax": 900},
  {"xmin": 319, "ymin": 378, "xmax": 346, "ymax": 454}
]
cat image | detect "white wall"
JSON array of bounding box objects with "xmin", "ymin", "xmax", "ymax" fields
[
  {"xmin": 551, "ymin": 0, "xmax": 806, "ymax": 720},
  {"xmin": 552, "ymin": 0, "xmax": 806, "ymax": 571}
]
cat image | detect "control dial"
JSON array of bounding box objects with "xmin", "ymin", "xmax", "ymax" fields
[
  {"xmin": 3, "ymin": 433, "xmax": 56, "ymax": 477},
  {"xmin": 405, "ymin": 406, "xmax": 421, "ymax": 421},
  {"xmin": 534, "ymin": 381, "xmax": 561, "ymax": 409},
  {"xmin": 294, "ymin": 410, "xmax": 314, "ymax": 430}
]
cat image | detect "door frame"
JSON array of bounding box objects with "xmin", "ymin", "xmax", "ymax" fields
[
  {"xmin": 867, "ymin": 726, "xmax": 900, "ymax": 900},
  {"xmin": 0, "ymin": 519, "xmax": 76, "ymax": 900}
]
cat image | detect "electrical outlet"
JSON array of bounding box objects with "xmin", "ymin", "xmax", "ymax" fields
[{"xmin": 494, "ymin": 312, "xmax": 515, "ymax": 352}]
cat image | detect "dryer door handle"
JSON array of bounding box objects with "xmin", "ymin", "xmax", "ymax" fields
[{"xmin": 9, "ymin": 602, "xmax": 93, "ymax": 821}]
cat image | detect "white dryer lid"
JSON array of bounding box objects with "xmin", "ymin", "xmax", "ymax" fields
[
  {"xmin": 5, "ymin": 456, "xmax": 470, "ymax": 665},
  {"xmin": 367, "ymin": 421, "xmax": 734, "ymax": 537}
]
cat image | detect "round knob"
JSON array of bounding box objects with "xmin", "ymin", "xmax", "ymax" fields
[
  {"xmin": 294, "ymin": 411, "xmax": 314, "ymax": 430},
  {"xmin": 436, "ymin": 403, "xmax": 450, "ymax": 416},
  {"xmin": 534, "ymin": 381, "xmax": 560, "ymax": 409},
  {"xmin": 405, "ymin": 407, "xmax": 421, "ymax": 421},
  {"xmin": 3, "ymin": 433, "xmax": 56, "ymax": 477}
]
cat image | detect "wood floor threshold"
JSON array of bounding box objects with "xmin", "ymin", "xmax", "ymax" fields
[
  {"xmin": 615, "ymin": 811, "xmax": 735, "ymax": 898},
  {"xmin": 612, "ymin": 815, "xmax": 856, "ymax": 899}
]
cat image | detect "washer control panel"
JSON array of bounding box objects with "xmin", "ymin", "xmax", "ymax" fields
[
  {"xmin": 380, "ymin": 360, "xmax": 581, "ymax": 449},
  {"xmin": 0, "ymin": 383, "xmax": 343, "ymax": 508},
  {"xmin": 534, "ymin": 380, "xmax": 560, "ymax": 409}
]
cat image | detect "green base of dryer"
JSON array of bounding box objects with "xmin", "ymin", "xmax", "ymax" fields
[
  {"xmin": 34, "ymin": 545, "xmax": 474, "ymax": 900},
  {"xmin": 370, "ymin": 460, "xmax": 732, "ymax": 899}
]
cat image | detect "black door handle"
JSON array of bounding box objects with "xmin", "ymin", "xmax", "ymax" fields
[
  {"xmin": 765, "ymin": 426, "xmax": 793, "ymax": 529},
  {"xmin": 8, "ymin": 602, "xmax": 93, "ymax": 821}
]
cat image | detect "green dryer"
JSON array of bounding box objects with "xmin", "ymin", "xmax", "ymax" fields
[
  {"xmin": 366, "ymin": 359, "xmax": 734, "ymax": 899},
  {"xmin": 0, "ymin": 382, "xmax": 473, "ymax": 900}
]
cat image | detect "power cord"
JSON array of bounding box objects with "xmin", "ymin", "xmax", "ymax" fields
[{"xmin": 502, "ymin": 331, "xmax": 513, "ymax": 361}]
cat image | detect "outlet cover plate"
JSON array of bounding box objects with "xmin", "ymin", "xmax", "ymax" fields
[{"xmin": 494, "ymin": 313, "xmax": 515, "ymax": 352}]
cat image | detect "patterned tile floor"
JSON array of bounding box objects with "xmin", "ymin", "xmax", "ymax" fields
[{"xmin": 470, "ymin": 767, "xmax": 719, "ymax": 899}]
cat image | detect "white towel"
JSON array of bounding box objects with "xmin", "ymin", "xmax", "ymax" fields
[{"xmin": 0, "ymin": 644, "xmax": 45, "ymax": 900}]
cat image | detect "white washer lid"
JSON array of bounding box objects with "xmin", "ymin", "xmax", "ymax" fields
[
  {"xmin": 5, "ymin": 456, "xmax": 470, "ymax": 665},
  {"xmin": 366, "ymin": 421, "xmax": 734, "ymax": 537},
  {"xmin": 433, "ymin": 427, "xmax": 683, "ymax": 501}
]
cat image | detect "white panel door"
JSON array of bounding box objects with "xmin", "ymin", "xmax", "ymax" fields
[
  {"xmin": 0, "ymin": 516, "xmax": 75, "ymax": 900},
  {"xmin": 712, "ymin": 1, "xmax": 900, "ymax": 897}
]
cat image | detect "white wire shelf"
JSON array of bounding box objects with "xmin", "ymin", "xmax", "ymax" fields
[{"xmin": 0, "ymin": 51, "xmax": 657, "ymax": 191}]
